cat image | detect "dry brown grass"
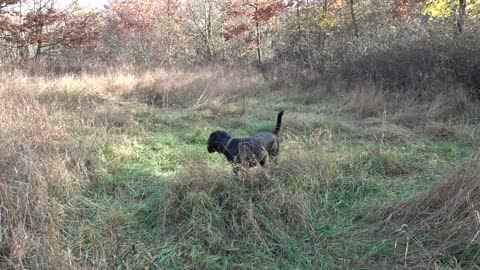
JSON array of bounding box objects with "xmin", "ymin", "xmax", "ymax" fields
[
  {"xmin": 388, "ymin": 88, "xmax": 480, "ymax": 140},
  {"xmin": 280, "ymin": 129, "xmax": 337, "ymax": 185},
  {"xmin": 428, "ymin": 89, "xmax": 471, "ymax": 122},
  {"xmin": 156, "ymin": 153, "xmax": 322, "ymax": 267},
  {"xmin": 0, "ymin": 67, "xmax": 261, "ymax": 269},
  {"xmin": 110, "ymin": 68, "xmax": 261, "ymax": 109},
  {"xmin": 353, "ymin": 116, "xmax": 416, "ymax": 145},
  {"xmin": 0, "ymin": 76, "xmax": 81, "ymax": 269},
  {"xmin": 344, "ymin": 82, "xmax": 385, "ymax": 118},
  {"xmin": 381, "ymin": 163, "xmax": 480, "ymax": 269},
  {"xmin": 390, "ymin": 105, "xmax": 429, "ymax": 129},
  {"xmin": 365, "ymin": 87, "xmax": 480, "ymax": 141},
  {"xmin": 0, "ymin": 64, "xmax": 477, "ymax": 269}
]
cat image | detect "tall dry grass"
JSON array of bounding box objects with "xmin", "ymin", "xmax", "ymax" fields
[
  {"xmin": 0, "ymin": 76, "xmax": 80, "ymax": 268},
  {"xmin": 381, "ymin": 159, "xmax": 480, "ymax": 268},
  {"xmin": 0, "ymin": 67, "xmax": 263, "ymax": 269},
  {"xmin": 155, "ymin": 132, "xmax": 341, "ymax": 268},
  {"xmin": 0, "ymin": 64, "xmax": 478, "ymax": 268}
]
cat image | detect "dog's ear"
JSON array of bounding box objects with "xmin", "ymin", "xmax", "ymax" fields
[
  {"xmin": 207, "ymin": 131, "xmax": 219, "ymax": 153},
  {"xmin": 207, "ymin": 142, "xmax": 216, "ymax": 153},
  {"xmin": 207, "ymin": 131, "xmax": 228, "ymax": 153}
]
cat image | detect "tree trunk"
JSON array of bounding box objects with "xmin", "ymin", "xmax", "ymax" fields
[
  {"xmin": 246, "ymin": 3, "xmax": 261, "ymax": 64},
  {"xmin": 255, "ymin": 19, "xmax": 261, "ymax": 64},
  {"xmin": 206, "ymin": 0, "xmax": 214, "ymax": 58},
  {"xmin": 35, "ymin": 42, "xmax": 42, "ymax": 58},
  {"xmin": 348, "ymin": 0, "xmax": 359, "ymax": 38},
  {"xmin": 456, "ymin": 0, "xmax": 466, "ymax": 34},
  {"xmin": 296, "ymin": 1, "xmax": 301, "ymax": 32},
  {"xmin": 34, "ymin": 24, "xmax": 43, "ymax": 58}
]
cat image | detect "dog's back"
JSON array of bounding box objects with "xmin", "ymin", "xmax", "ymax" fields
[
  {"xmin": 238, "ymin": 111, "xmax": 283, "ymax": 165},
  {"xmin": 235, "ymin": 132, "xmax": 278, "ymax": 166},
  {"xmin": 207, "ymin": 111, "xmax": 284, "ymax": 168}
]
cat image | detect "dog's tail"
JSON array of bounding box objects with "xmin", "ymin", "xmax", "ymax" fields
[{"xmin": 273, "ymin": 110, "xmax": 284, "ymax": 135}]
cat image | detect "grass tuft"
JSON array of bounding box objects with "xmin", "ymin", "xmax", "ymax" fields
[
  {"xmin": 380, "ymin": 162, "xmax": 480, "ymax": 268},
  {"xmin": 0, "ymin": 67, "xmax": 478, "ymax": 269}
]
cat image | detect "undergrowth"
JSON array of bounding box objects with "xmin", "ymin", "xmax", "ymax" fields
[{"xmin": 0, "ymin": 68, "xmax": 479, "ymax": 269}]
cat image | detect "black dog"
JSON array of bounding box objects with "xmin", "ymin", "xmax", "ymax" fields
[{"xmin": 207, "ymin": 111, "xmax": 284, "ymax": 170}]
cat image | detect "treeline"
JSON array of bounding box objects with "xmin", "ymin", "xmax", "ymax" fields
[{"xmin": 1, "ymin": 0, "xmax": 480, "ymax": 93}]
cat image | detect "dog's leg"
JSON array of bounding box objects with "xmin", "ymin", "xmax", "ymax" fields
[
  {"xmin": 262, "ymin": 157, "xmax": 274, "ymax": 181},
  {"xmin": 233, "ymin": 165, "xmax": 241, "ymax": 175},
  {"xmin": 259, "ymin": 148, "xmax": 270, "ymax": 167},
  {"xmin": 259, "ymin": 157, "xmax": 267, "ymax": 167},
  {"xmin": 271, "ymin": 154, "xmax": 278, "ymax": 165}
]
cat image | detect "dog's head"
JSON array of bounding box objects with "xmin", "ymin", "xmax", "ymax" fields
[{"xmin": 207, "ymin": 131, "xmax": 229, "ymax": 153}]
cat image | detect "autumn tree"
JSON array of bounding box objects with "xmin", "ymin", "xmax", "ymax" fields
[
  {"xmin": 0, "ymin": 0, "xmax": 20, "ymax": 51},
  {"xmin": 0, "ymin": 0, "xmax": 99, "ymax": 59},
  {"xmin": 390, "ymin": 0, "xmax": 424, "ymax": 19},
  {"xmin": 273, "ymin": 0, "xmax": 342, "ymax": 67},
  {"xmin": 391, "ymin": 0, "xmax": 479, "ymax": 35},
  {"xmin": 223, "ymin": 0, "xmax": 290, "ymax": 64},
  {"xmin": 107, "ymin": 0, "xmax": 182, "ymax": 64}
]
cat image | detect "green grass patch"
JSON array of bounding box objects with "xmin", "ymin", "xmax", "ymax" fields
[{"xmin": 62, "ymin": 92, "xmax": 478, "ymax": 269}]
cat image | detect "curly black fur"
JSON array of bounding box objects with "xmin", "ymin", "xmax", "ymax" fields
[{"xmin": 207, "ymin": 111, "xmax": 284, "ymax": 169}]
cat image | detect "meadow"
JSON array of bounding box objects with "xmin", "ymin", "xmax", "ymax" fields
[{"xmin": 0, "ymin": 67, "xmax": 479, "ymax": 269}]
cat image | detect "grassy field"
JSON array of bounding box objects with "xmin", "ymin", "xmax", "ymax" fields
[{"xmin": 1, "ymin": 68, "xmax": 479, "ymax": 269}]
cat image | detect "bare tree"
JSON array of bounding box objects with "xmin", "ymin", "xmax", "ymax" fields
[
  {"xmin": 456, "ymin": 0, "xmax": 466, "ymax": 34},
  {"xmin": 348, "ymin": 0, "xmax": 359, "ymax": 38},
  {"xmin": 184, "ymin": 0, "xmax": 220, "ymax": 60}
]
